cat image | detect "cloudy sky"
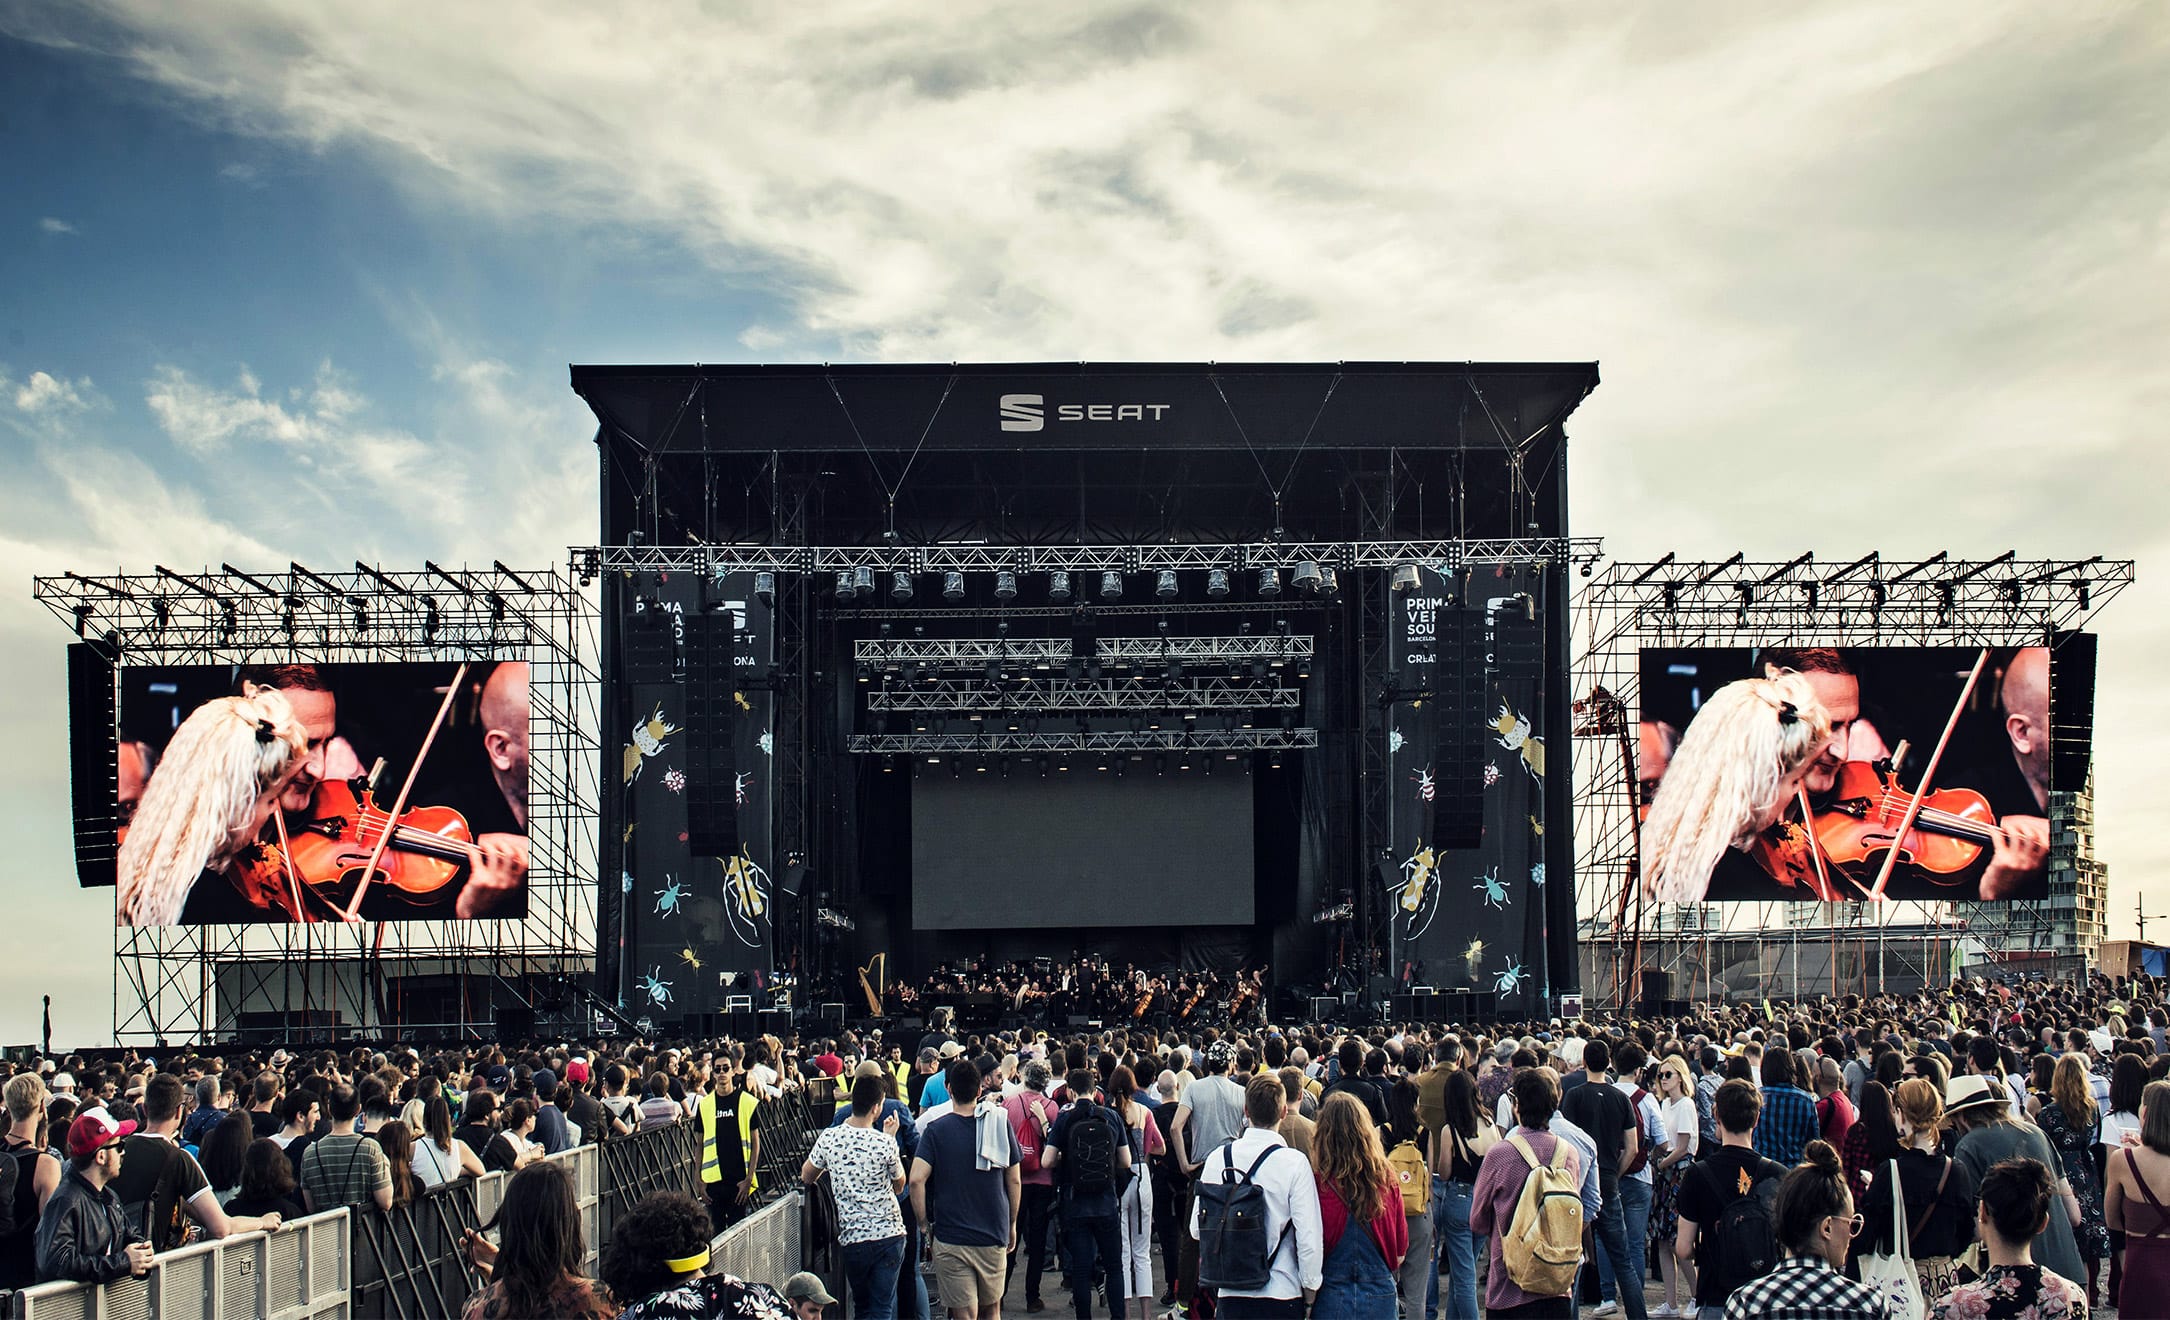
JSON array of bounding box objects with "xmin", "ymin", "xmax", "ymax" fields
[{"xmin": 1, "ymin": 2, "xmax": 2163, "ymax": 1047}]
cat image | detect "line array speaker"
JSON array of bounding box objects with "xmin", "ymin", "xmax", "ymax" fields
[
  {"xmin": 684, "ymin": 610, "xmax": 739, "ymax": 858},
  {"xmin": 68, "ymin": 642, "xmax": 118, "ymax": 888},
  {"xmin": 2049, "ymin": 631, "xmax": 2097, "ymax": 794},
  {"xmin": 1430, "ymin": 607, "xmax": 1487, "ymax": 849}
]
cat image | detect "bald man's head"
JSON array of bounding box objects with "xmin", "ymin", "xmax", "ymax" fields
[
  {"xmin": 481, "ymin": 662, "xmax": 530, "ymax": 827},
  {"xmin": 2001, "ymin": 647, "xmax": 2050, "ymax": 808}
]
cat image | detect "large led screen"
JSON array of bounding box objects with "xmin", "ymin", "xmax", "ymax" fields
[
  {"xmin": 1639, "ymin": 646, "xmax": 2059, "ymax": 904},
  {"xmin": 111, "ymin": 661, "xmax": 530, "ymax": 925}
]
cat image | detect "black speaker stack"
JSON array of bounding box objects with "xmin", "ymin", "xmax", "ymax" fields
[
  {"xmin": 2049, "ymin": 631, "xmax": 2097, "ymax": 793},
  {"xmin": 1430, "ymin": 607, "xmax": 1487, "ymax": 848},
  {"xmin": 682, "ymin": 610, "xmax": 739, "ymax": 857},
  {"xmin": 67, "ymin": 642, "xmax": 118, "ymax": 888}
]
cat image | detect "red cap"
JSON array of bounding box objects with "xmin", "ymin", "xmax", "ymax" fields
[
  {"xmin": 565, "ymin": 1060, "xmax": 590, "ymax": 1083},
  {"xmin": 66, "ymin": 1106, "xmax": 138, "ymax": 1159}
]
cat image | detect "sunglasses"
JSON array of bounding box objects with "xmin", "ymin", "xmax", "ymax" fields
[{"xmin": 1831, "ymin": 1213, "xmax": 1865, "ymax": 1238}]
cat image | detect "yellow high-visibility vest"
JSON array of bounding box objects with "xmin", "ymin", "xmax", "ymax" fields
[{"xmin": 699, "ymin": 1090, "xmax": 759, "ymax": 1190}]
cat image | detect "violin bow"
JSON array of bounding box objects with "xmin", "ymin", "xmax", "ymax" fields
[
  {"xmin": 1868, "ymin": 647, "xmax": 1989, "ymax": 900},
  {"xmin": 269, "ymin": 805, "xmax": 309, "ymax": 923},
  {"xmin": 340, "ymin": 661, "xmax": 472, "ymax": 922},
  {"xmin": 1796, "ymin": 786, "xmax": 1872, "ymax": 901}
]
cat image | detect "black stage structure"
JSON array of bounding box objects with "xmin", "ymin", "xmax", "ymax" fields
[{"xmin": 572, "ymin": 362, "xmax": 1601, "ymax": 1026}]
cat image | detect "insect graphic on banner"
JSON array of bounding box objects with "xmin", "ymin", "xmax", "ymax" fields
[
  {"xmin": 620, "ymin": 871, "xmax": 634, "ymax": 895},
  {"xmin": 734, "ymin": 772, "xmax": 752, "ymax": 807},
  {"xmin": 758, "ymin": 731, "xmax": 773, "ymax": 756},
  {"xmin": 734, "ymin": 691, "xmax": 752, "ymax": 713},
  {"xmin": 661, "ymin": 768, "xmax": 686, "ymax": 795},
  {"xmin": 1398, "ymin": 841, "xmax": 1442, "ymax": 938},
  {"xmin": 653, "ymin": 876, "xmax": 685, "ymax": 918},
  {"xmin": 1494, "ymin": 959, "xmax": 1528, "ymax": 998},
  {"xmin": 720, "ymin": 847, "xmax": 772, "ymax": 948},
  {"xmin": 639, "ymin": 967, "xmax": 674, "ymax": 1009},
  {"xmin": 1529, "ymin": 862, "xmax": 1547, "ymax": 888},
  {"xmin": 1529, "ymin": 815, "xmax": 1545, "ymax": 837},
  {"xmin": 1462, "ymin": 937, "xmax": 1486, "ymax": 982},
  {"xmin": 679, "ymin": 947, "xmax": 703, "ymax": 973},
  {"xmin": 1487, "ymin": 702, "xmax": 1545, "ymax": 779},
  {"xmin": 623, "ymin": 704, "xmax": 681, "ymax": 785},
  {"xmin": 1473, "ymin": 866, "xmax": 1510, "ymax": 910},
  {"xmin": 1483, "ymin": 762, "xmax": 1502, "ymax": 788},
  {"xmin": 1388, "ymin": 727, "xmax": 1405, "ymax": 756},
  {"xmin": 1411, "ymin": 766, "xmax": 1435, "ymax": 803}
]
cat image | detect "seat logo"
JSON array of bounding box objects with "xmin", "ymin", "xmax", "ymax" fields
[{"xmin": 1000, "ymin": 393, "xmax": 1044, "ymax": 432}]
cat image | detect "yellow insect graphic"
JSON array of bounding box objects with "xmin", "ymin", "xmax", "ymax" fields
[
  {"xmin": 734, "ymin": 691, "xmax": 753, "ymax": 713},
  {"xmin": 622, "ymin": 703, "xmax": 682, "ymax": 785},
  {"xmin": 1489, "ymin": 702, "xmax": 1545, "ymax": 780},
  {"xmin": 680, "ymin": 946, "xmax": 703, "ymax": 973},
  {"xmin": 1463, "ymin": 937, "xmax": 1486, "ymax": 982},
  {"xmin": 1398, "ymin": 841, "xmax": 1443, "ymax": 938},
  {"xmin": 720, "ymin": 846, "xmax": 772, "ymax": 949}
]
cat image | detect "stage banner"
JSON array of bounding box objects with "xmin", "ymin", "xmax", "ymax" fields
[
  {"xmin": 615, "ymin": 571, "xmax": 775, "ymax": 1027},
  {"xmin": 1387, "ymin": 565, "xmax": 1551, "ymax": 1016}
]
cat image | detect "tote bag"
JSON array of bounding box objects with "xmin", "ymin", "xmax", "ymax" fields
[{"xmin": 1856, "ymin": 1159, "xmax": 1927, "ymax": 1320}]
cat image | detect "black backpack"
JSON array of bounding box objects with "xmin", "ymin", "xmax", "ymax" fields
[
  {"xmin": 1064, "ymin": 1102, "xmax": 1125, "ymax": 1196},
  {"xmin": 1701, "ymin": 1155, "xmax": 1788, "ymax": 1300},
  {"xmin": 1196, "ymin": 1140, "xmax": 1292, "ymax": 1292}
]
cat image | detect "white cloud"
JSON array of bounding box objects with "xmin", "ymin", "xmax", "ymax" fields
[
  {"xmin": 10, "ymin": 370, "xmax": 97, "ymax": 415},
  {"xmin": 38, "ymin": 217, "xmax": 75, "ymax": 235},
  {"xmin": 218, "ymin": 161, "xmax": 259, "ymax": 183}
]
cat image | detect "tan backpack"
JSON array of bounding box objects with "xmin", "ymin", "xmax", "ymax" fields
[
  {"xmin": 1500, "ymin": 1132, "xmax": 1584, "ymax": 1296},
  {"xmin": 1386, "ymin": 1138, "xmax": 1430, "ymax": 1216}
]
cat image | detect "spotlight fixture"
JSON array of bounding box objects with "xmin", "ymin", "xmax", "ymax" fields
[
  {"xmin": 422, "ymin": 598, "xmax": 441, "ymax": 644},
  {"xmin": 1099, "ymin": 571, "xmax": 1122, "ymax": 601},
  {"xmin": 1390, "ymin": 563, "xmax": 1421, "ymax": 592},
  {"xmin": 754, "ymin": 571, "xmax": 776, "ymax": 607},
  {"xmin": 994, "ymin": 570, "xmax": 1018, "ymax": 601},
  {"xmin": 1257, "ymin": 567, "xmax": 1281, "ymax": 598},
  {"xmin": 1155, "ymin": 570, "xmax": 1178, "ymax": 600},
  {"xmin": 1579, "ymin": 559, "xmax": 1595, "ymax": 579},
  {"xmin": 1205, "ymin": 568, "xmax": 1230, "ymax": 599},
  {"xmin": 1048, "ymin": 571, "xmax": 1073, "ymax": 602},
  {"xmin": 852, "ymin": 566, "xmax": 876, "ymax": 598},
  {"xmin": 943, "ymin": 571, "xmax": 966, "ymax": 602},
  {"xmin": 1292, "ymin": 561, "xmax": 1323, "ymax": 594},
  {"xmin": 835, "ymin": 570, "xmax": 857, "ymax": 599},
  {"xmin": 1319, "ymin": 565, "xmax": 1338, "ymax": 595},
  {"xmin": 890, "ymin": 571, "xmax": 913, "ymax": 601}
]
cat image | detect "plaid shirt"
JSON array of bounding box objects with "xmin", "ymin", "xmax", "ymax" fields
[
  {"xmin": 1723, "ymin": 1255, "xmax": 1892, "ymax": 1320},
  {"xmin": 1755, "ymin": 1084, "xmax": 1819, "ymax": 1166}
]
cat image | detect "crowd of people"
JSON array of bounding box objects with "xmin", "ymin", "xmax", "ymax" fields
[
  {"xmin": 884, "ymin": 962, "xmax": 1270, "ymax": 1028},
  {"xmin": 3, "ymin": 971, "xmax": 2166, "ymax": 1319}
]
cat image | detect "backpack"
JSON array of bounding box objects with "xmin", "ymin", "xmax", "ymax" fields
[
  {"xmin": 1387, "ymin": 1138, "xmax": 1431, "ymax": 1216},
  {"xmin": 1623, "ymin": 1088, "xmax": 1654, "ymax": 1177},
  {"xmin": 1196, "ymin": 1141, "xmax": 1293, "ymax": 1292},
  {"xmin": 1005, "ymin": 1093, "xmax": 1050, "ymax": 1176},
  {"xmin": 1500, "ymin": 1133, "xmax": 1584, "ymax": 1296},
  {"xmin": 1699, "ymin": 1155, "xmax": 1788, "ymax": 1300},
  {"xmin": 1064, "ymin": 1102, "xmax": 1124, "ymax": 1196}
]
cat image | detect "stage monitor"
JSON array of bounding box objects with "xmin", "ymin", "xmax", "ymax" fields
[
  {"xmin": 911, "ymin": 770, "xmax": 1254, "ymax": 929},
  {"xmin": 104, "ymin": 661, "xmax": 530, "ymax": 926},
  {"xmin": 1638, "ymin": 645, "xmax": 2069, "ymax": 904}
]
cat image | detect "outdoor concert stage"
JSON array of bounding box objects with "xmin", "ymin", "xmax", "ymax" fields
[{"xmin": 576, "ymin": 362, "xmax": 1598, "ymax": 1029}]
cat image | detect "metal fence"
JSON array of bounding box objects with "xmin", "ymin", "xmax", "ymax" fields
[{"xmin": 8, "ymin": 1206, "xmax": 352, "ymax": 1320}]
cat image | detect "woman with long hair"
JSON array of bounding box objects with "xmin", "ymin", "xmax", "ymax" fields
[
  {"xmin": 1104, "ymin": 1064, "xmax": 1164, "ymax": 1320},
  {"xmin": 224, "ymin": 1139, "xmax": 306, "ymax": 1222},
  {"xmin": 461, "ymin": 1161, "xmax": 612, "ymax": 1320},
  {"xmin": 1310, "ymin": 1091, "xmax": 1407, "ymax": 1320},
  {"xmin": 1381, "ymin": 1077, "xmax": 1431, "ymax": 1320},
  {"xmin": 373, "ymin": 1121, "xmax": 419, "ymax": 1207},
  {"xmin": 484, "ymin": 1099, "xmax": 540, "ymax": 1173},
  {"xmin": 600, "ymin": 1191, "xmax": 790, "ymax": 1319},
  {"xmin": 1431, "ymin": 1067, "xmax": 1497, "ymax": 1320},
  {"xmin": 2106, "ymin": 1079, "xmax": 2170, "ymax": 1315},
  {"xmin": 2038, "ymin": 1053, "xmax": 2111, "ymax": 1299},
  {"xmin": 1930, "ymin": 1157, "xmax": 2090, "ymax": 1320},
  {"xmin": 1726, "ymin": 1140, "xmax": 1887, "ymax": 1317},
  {"xmin": 117, "ymin": 689, "xmax": 309, "ymax": 925},
  {"xmin": 1649, "ymin": 1053, "xmax": 1699, "ymax": 1316},
  {"xmin": 198, "ymin": 1110, "xmax": 255, "ymax": 1205},
  {"xmin": 2027, "ymin": 1054, "xmax": 2058, "ymax": 1119},
  {"xmin": 1842, "ymin": 1080, "xmax": 1903, "ymax": 1209},
  {"xmin": 1641, "ymin": 673, "xmax": 1833, "ymax": 903},
  {"xmin": 1859, "ymin": 1078, "xmax": 1977, "ymax": 1308},
  {"xmin": 413, "ymin": 1094, "xmax": 487, "ymax": 1188}
]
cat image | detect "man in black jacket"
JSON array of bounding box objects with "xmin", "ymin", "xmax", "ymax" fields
[{"xmin": 36, "ymin": 1107, "xmax": 154, "ymax": 1285}]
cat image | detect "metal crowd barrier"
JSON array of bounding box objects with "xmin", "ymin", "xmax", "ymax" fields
[
  {"xmin": 711, "ymin": 1190, "xmax": 805, "ymax": 1295},
  {"xmin": 8, "ymin": 1208, "xmax": 352, "ymax": 1320}
]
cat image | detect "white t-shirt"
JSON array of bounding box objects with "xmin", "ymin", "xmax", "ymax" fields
[
  {"xmin": 2101, "ymin": 1109, "xmax": 2141, "ymax": 1149},
  {"xmin": 808, "ymin": 1122, "xmax": 906, "ymax": 1245},
  {"xmin": 1661, "ymin": 1095, "xmax": 1699, "ymax": 1161}
]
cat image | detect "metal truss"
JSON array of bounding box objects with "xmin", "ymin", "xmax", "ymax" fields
[
  {"xmin": 587, "ymin": 537, "xmax": 1602, "ymax": 577},
  {"xmin": 866, "ymin": 677, "xmax": 1301, "ymax": 712},
  {"xmin": 846, "ymin": 728, "xmax": 1318, "ymax": 754},
  {"xmin": 1569, "ymin": 550, "xmax": 2134, "ymax": 1008},
  {"xmin": 854, "ymin": 635, "xmax": 1314, "ymax": 667},
  {"xmin": 34, "ymin": 561, "xmax": 599, "ymax": 1046}
]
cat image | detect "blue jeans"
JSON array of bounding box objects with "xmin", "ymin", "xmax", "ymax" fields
[
  {"xmin": 898, "ymin": 1196, "xmax": 930, "ymax": 1320},
  {"xmin": 843, "ymin": 1234, "xmax": 906, "ymax": 1320},
  {"xmin": 1428, "ymin": 1175, "xmax": 1480, "ymax": 1320},
  {"xmin": 1596, "ymin": 1177, "xmax": 1652, "ymax": 1304},
  {"xmin": 1589, "ymin": 1182, "xmax": 1647, "ymax": 1320},
  {"xmin": 1063, "ymin": 1213, "xmax": 1124, "ymax": 1320}
]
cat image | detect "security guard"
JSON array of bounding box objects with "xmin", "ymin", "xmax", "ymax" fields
[{"xmin": 699, "ymin": 1059, "xmax": 763, "ymax": 1229}]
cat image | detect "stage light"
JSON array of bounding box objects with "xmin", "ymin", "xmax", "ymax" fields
[
  {"xmin": 890, "ymin": 571, "xmax": 913, "ymax": 601},
  {"xmin": 1292, "ymin": 561, "xmax": 1322, "ymax": 594},
  {"xmin": 1390, "ymin": 564, "xmax": 1420, "ymax": 592},
  {"xmin": 755, "ymin": 571, "xmax": 776, "ymax": 607},
  {"xmin": 1257, "ymin": 567, "xmax": 1281, "ymax": 598},
  {"xmin": 1165, "ymin": 660, "xmax": 1182, "ymax": 681},
  {"xmin": 1048, "ymin": 571, "xmax": 1073, "ymax": 602},
  {"xmin": 943, "ymin": 571, "xmax": 966, "ymax": 602},
  {"xmin": 351, "ymin": 602, "xmax": 369, "ymax": 635},
  {"xmin": 1099, "ymin": 571, "xmax": 1122, "ymax": 601},
  {"xmin": 994, "ymin": 570, "xmax": 1018, "ymax": 601},
  {"xmin": 1066, "ymin": 657, "xmax": 1084, "ymax": 681},
  {"xmin": 1320, "ymin": 566, "xmax": 1339, "ymax": 595},
  {"xmin": 1155, "ymin": 570, "xmax": 1178, "ymax": 600},
  {"xmin": 853, "ymin": 566, "xmax": 876, "ymax": 598},
  {"xmin": 423, "ymin": 598, "xmax": 441, "ymax": 645},
  {"xmin": 835, "ymin": 570, "xmax": 857, "ymax": 600},
  {"xmin": 1205, "ymin": 568, "xmax": 1230, "ymax": 599},
  {"xmin": 1579, "ymin": 559, "xmax": 1595, "ymax": 579}
]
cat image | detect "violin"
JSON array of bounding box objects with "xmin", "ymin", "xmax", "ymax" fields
[
  {"xmin": 1751, "ymin": 759, "xmax": 1997, "ymax": 896},
  {"xmin": 237, "ymin": 778, "xmax": 479, "ymax": 919}
]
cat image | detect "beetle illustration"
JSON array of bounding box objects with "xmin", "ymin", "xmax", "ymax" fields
[
  {"xmin": 622, "ymin": 703, "xmax": 682, "ymax": 785},
  {"xmin": 1529, "ymin": 862, "xmax": 1547, "ymax": 889},
  {"xmin": 1388, "ymin": 727, "xmax": 1405, "ymax": 756},
  {"xmin": 1494, "ymin": 959, "xmax": 1528, "ymax": 998},
  {"xmin": 1473, "ymin": 866, "xmax": 1509, "ymax": 910},
  {"xmin": 653, "ymin": 875, "xmax": 686, "ymax": 918},
  {"xmin": 734, "ymin": 771, "xmax": 753, "ymax": 807},
  {"xmin": 1411, "ymin": 766, "xmax": 1435, "ymax": 803},
  {"xmin": 638, "ymin": 966, "xmax": 674, "ymax": 1009},
  {"xmin": 679, "ymin": 946, "xmax": 703, "ymax": 973},
  {"xmin": 620, "ymin": 870, "xmax": 634, "ymax": 895},
  {"xmin": 1399, "ymin": 842, "xmax": 1442, "ymax": 939},
  {"xmin": 1488, "ymin": 702, "xmax": 1545, "ymax": 780}
]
